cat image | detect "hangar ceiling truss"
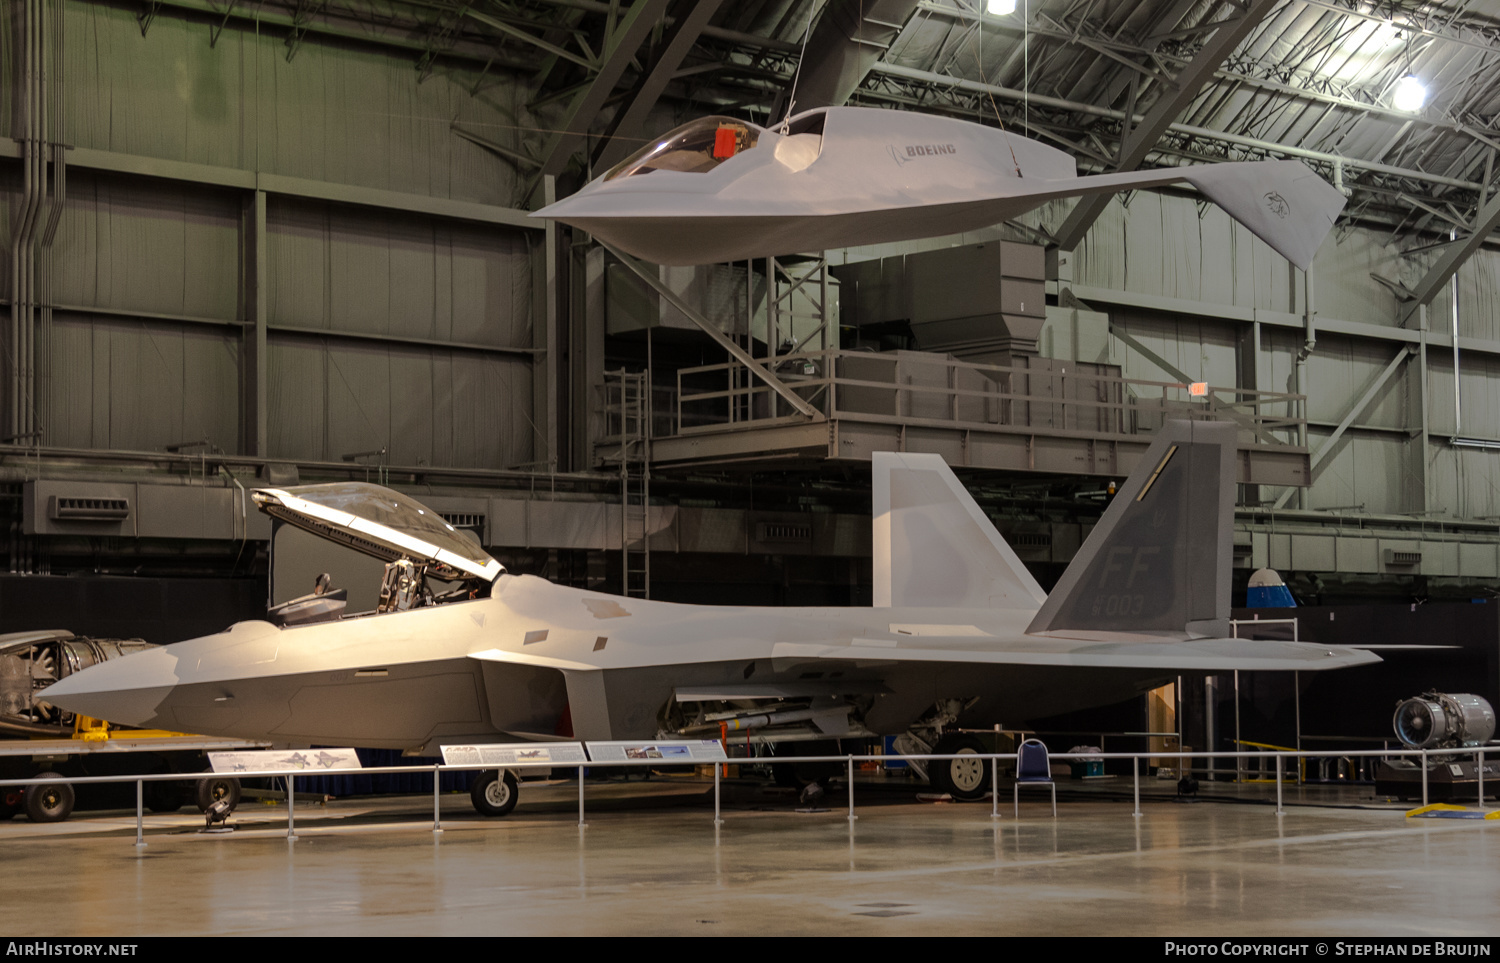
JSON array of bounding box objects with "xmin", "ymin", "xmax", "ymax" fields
[{"xmin": 140, "ymin": 0, "xmax": 1500, "ymax": 259}]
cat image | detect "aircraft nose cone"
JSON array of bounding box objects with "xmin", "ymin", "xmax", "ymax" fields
[{"xmin": 42, "ymin": 645, "xmax": 183, "ymax": 728}]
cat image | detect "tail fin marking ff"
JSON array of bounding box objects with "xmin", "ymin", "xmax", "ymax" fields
[
  {"xmin": 1025, "ymin": 420, "xmax": 1237, "ymax": 640},
  {"xmin": 872, "ymin": 452, "xmax": 1047, "ymax": 609}
]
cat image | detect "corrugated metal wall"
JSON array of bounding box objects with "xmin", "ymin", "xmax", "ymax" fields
[
  {"xmin": 0, "ymin": 1, "xmax": 540, "ymax": 468},
  {"xmin": 67, "ymin": 3, "xmax": 533, "ymax": 207},
  {"xmin": 1068, "ymin": 191, "xmax": 1500, "ymax": 518},
  {"xmin": 48, "ymin": 313, "xmax": 240, "ymax": 451}
]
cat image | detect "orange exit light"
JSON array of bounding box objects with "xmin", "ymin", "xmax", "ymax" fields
[{"xmin": 1188, "ymin": 382, "xmax": 1208, "ymax": 397}]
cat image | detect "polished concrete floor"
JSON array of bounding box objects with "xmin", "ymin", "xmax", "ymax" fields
[{"xmin": 5, "ymin": 774, "xmax": 1497, "ymax": 936}]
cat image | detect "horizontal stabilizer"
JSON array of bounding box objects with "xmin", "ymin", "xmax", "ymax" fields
[
  {"xmin": 1027, "ymin": 420, "xmax": 1236, "ymax": 641},
  {"xmin": 873, "ymin": 452, "xmax": 1047, "ymax": 609}
]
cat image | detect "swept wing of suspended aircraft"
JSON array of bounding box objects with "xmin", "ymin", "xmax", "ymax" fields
[
  {"xmin": 533, "ymin": 107, "xmax": 1346, "ymax": 271},
  {"xmin": 43, "ymin": 421, "xmax": 1378, "ymax": 813}
]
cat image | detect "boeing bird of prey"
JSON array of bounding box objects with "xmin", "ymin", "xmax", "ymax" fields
[
  {"xmin": 45, "ymin": 421, "xmax": 1376, "ymax": 813},
  {"xmin": 534, "ymin": 107, "xmax": 1347, "ymax": 271}
]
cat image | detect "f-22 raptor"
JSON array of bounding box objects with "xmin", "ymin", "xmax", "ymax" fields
[{"xmin": 44, "ymin": 421, "xmax": 1377, "ymax": 814}]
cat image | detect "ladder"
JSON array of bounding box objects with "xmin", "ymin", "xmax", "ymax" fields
[{"xmin": 603, "ymin": 369, "xmax": 650, "ymax": 599}]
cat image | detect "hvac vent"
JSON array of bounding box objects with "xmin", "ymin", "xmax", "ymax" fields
[
  {"xmin": 1384, "ymin": 550, "xmax": 1422, "ymax": 566},
  {"xmin": 442, "ymin": 513, "xmax": 485, "ymax": 530},
  {"xmin": 757, "ymin": 522, "xmax": 812, "ymax": 542},
  {"xmin": 1233, "ymin": 542, "xmax": 1253, "ymax": 557},
  {"xmin": 1009, "ymin": 532, "xmax": 1052, "ymax": 548},
  {"xmin": 50, "ymin": 496, "xmax": 130, "ymax": 521}
]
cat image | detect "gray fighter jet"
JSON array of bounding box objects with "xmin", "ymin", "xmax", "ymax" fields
[
  {"xmin": 44, "ymin": 421, "xmax": 1377, "ymax": 812},
  {"xmin": 535, "ymin": 107, "xmax": 1346, "ymax": 270}
]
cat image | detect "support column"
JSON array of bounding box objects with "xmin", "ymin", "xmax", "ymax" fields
[
  {"xmin": 540, "ymin": 175, "xmax": 559, "ymax": 471},
  {"xmin": 241, "ymin": 189, "xmax": 268, "ymax": 457},
  {"xmin": 1411, "ymin": 327, "xmax": 1431, "ymax": 515}
]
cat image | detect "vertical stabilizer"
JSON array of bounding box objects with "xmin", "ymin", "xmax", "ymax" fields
[
  {"xmin": 873, "ymin": 452, "xmax": 1047, "ymax": 609},
  {"xmin": 1025, "ymin": 420, "xmax": 1237, "ymax": 639}
]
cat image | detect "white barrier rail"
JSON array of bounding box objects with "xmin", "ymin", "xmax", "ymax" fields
[{"xmin": 0, "ymin": 745, "xmax": 1489, "ymax": 846}]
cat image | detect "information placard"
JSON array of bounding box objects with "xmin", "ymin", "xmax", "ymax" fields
[
  {"xmin": 584, "ymin": 740, "xmax": 728, "ymax": 763},
  {"xmin": 208, "ymin": 748, "xmax": 362, "ymax": 773},
  {"xmin": 440, "ymin": 743, "xmax": 588, "ymax": 767}
]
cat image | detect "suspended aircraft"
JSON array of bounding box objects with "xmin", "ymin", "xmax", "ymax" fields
[
  {"xmin": 533, "ymin": 106, "xmax": 1347, "ymax": 271},
  {"xmin": 44, "ymin": 420, "xmax": 1377, "ymax": 814}
]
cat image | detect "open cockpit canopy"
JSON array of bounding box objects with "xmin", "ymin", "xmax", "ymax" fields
[{"xmin": 251, "ymin": 483, "xmax": 503, "ymax": 583}]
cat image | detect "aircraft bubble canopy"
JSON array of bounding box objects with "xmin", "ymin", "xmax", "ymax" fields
[
  {"xmin": 604, "ymin": 116, "xmax": 764, "ymax": 181},
  {"xmin": 251, "ymin": 482, "xmax": 503, "ymax": 583}
]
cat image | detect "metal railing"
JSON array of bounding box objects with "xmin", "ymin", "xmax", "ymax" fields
[
  {"xmin": 673, "ymin": 348, "xmax": 1304, "ymax": 444},
  {"xmin": 1, "ymin": 745, "xmax": 1488, "ymax": 846}
]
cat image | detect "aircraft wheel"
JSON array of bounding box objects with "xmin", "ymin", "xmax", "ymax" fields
[
  {"xmin": 470, "ymin": 770, "xmax": 519, "ymax": 817},
  {"xmin": 195, "ymin": 776, "xmax": 241, "ymax": 814},
  {"xmin": 25, "ymin": 773, "xmax": 74, "ymax": 823},
  {"xmin": 931, "ymin": 734, "xmax": 990, "ymax": 800}
]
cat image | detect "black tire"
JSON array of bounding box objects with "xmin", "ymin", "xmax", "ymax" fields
[
  {"xmin": 195, "ymin": 776, "xmax": 241, "ymax": 814},
  {"xmin": 470, "ymin": 770, "xmax": 519, "ymax": 817},
  {"xmin": 24, "ymin": 773, "xmax": 74, "ymax": 823},
  {"xmin": 930, "ymin": 733, "xmax": 991, "ymax": 801}
]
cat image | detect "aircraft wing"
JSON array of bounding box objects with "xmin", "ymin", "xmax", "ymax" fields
[
  {"xmin": 770, "ymin": 635, "xmax": 1379, "ymax": 672},
  {"xmin": 1011, "ymin": 160, "xmax": 1346, "ymax": 272}
]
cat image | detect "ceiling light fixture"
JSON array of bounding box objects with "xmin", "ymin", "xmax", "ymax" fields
[
  {"xmin": 987, "ymin": 0, "xmax": 1017, "ymax": 14},
  {"xmin": 1392, "ymin": 74, "xmax": 1427, "ymax": 111}
]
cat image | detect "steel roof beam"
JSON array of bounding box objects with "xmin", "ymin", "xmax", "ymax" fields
[
  {"xmin": 535, "ymin": 0, "xmax": 673, "ymax": 179},
  {"xmin": 790, "ymin": 0, "xmax": 921, "ymax": 112},
  {"xmin": 871, "ymin": 63, "xmax": 1484, "ymax": 192},
  {"xmin": 1053, "ymin": 0, "xmax": 1280, "ymax": 253},
  {"xmin": 1397, "ymin": 190, "xmax": 1500, "ymax": 326},
  {"xmin": 916, "ymin": 3, "xmax": 1500, "ymax": 157},
  {"xmin": 593, "ymin": 0, "xmax": 725, "ymax": 173}
]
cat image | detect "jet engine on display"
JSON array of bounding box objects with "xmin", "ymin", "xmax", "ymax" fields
[
  {"xmin": 43, "ymin": 421, "xmax": 1382, "ymax": 815},
  {"xmin": 1377, "ymin": 692, "xmax": 1497, "ymax": 801},
  {"xmin": 1393, "ymin": 692, "xmax": 1496, "ymax": 751},
  {"xmin": 0, "ymin": 631, "xmax": 153, "ymax": 738}
]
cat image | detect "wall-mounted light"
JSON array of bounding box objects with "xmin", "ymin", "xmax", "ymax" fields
[{"xmin": 1392, "ymin": 75, "xmax": 1427, "ymax": 111}]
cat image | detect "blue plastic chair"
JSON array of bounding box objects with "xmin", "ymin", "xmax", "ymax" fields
[{"xmin": 1014, "ymin": 738, "xmax": 1056, "ymax": 817}]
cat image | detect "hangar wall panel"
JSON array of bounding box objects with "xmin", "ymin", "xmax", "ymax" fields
[
  {"xmin": 1303, "ymin": 335, "xmax": 1407, "ymax": 429},
  {"xmin": 50, "ymin": 171, "xmax": 241, "ymax": 321},
  {"xmin": 1427, "ymin": 354, "xmax": 1500, "ymax": 438},
  {"xmin": 0, "ymin": 3, "xmax": 542, "ymax": 471},
  {"xmin": 67, "ymin": 2, "xmax": 532, "ymax": 208},
  {"xmin": 1074, "ymin": 193, "xmax": 1298, "ymax": 312},
  {"xmin": 267, "ymin": 339, "xmax": 533, "ymax": 468},
  {"xmin": 265, "ymin": 200, "xmax": 532, "ymax": 348},
  {"xmin": 1302, "ymin": 427, "xmax": 1407, "ymax": 514},
  {"xmin": 1108, "ymin": 312, "xmax": 1238, "ymax": 386},
  {"xmin": 47, "ymin": 313, "xmax": 240, "ymax": 451}
]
